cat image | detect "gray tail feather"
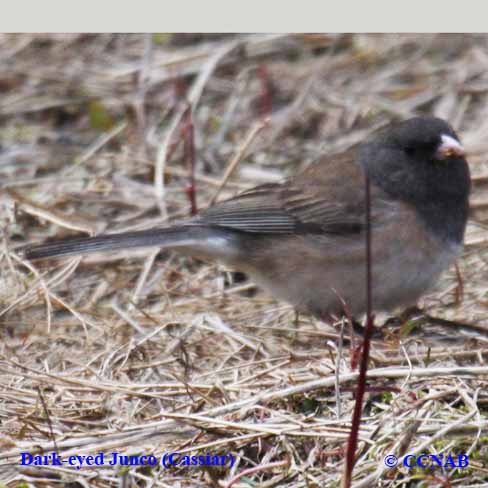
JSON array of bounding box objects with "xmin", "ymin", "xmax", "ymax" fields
[{"xmin": 20, "ymin": 226, "xmax": 200, "ymax": 260}]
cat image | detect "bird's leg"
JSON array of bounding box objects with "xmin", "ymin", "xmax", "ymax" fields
[{"xmin": 351, "ymin": 319, "xmax": 383, "ymax": 339}]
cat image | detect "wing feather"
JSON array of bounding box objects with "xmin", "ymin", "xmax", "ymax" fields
[{"xmin": 196, "ymin": 179, "xmax": 367, "ymax": 236}]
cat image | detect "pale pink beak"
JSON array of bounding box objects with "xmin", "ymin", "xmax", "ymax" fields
[{"xmin": 437, "ymin": 134, "xmax": 465, "ymax": 159}]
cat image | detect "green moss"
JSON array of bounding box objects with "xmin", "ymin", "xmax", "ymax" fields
[
  {"xmin": 400, "ymin": 318, "xmax": 424, "ymax": 337},
  {"xmin": 118, "ymin": 466, "xmax": 131, "ymax": 476},
  {"xmin": 300, "ymin": 397, "xmax": 321, "ymax": 414},
  {"xmin": 432, "ymin": 440, "xmax": 450, "ymax": 451},
  {"xmin": 88, "ymin": 100, "xmax": 114, "ymax": 131},
  {"xmin": 381, "ymin": 391, "xmax": 394, "ymax": 403}
]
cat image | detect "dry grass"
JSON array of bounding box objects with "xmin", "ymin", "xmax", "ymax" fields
[{"xmin": 0, "ymin": 33, "xmax": 488, "ymax": 487}]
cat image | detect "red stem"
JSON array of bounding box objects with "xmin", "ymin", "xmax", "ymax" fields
[
  {"xmin": 343, "ymin": 172, "xmax": 375, "ymax": 487},
  {"xmin": 182, "ymin": 105, "xmax": 197, "ymax": 216},
  {"xmin": 257, "ymin": 64, "xmax": 273, "ymax": 118}
]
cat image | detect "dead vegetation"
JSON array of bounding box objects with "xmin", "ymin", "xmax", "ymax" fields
[{"xmin": 0, "ymin": 33, "xmax": 488, "ymax": 487}]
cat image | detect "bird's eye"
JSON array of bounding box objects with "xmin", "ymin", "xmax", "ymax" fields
[{"xmin": 404, "ymin": 146, "xmax": 416, "ymax": 157}]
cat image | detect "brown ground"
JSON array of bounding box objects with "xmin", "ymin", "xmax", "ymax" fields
[{"xmin": 0, "ymin": 33, "xmax": 487, "ymax": 487}]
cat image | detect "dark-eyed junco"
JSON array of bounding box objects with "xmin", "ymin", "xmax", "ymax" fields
[{"xmin": 20, "ymin": 117, "xmax": 470, "ymax": 320}]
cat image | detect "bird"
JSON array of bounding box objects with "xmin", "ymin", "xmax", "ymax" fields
[{"xmin": 19, "ymin": 116, "xmax": 471, "ymax": 322}]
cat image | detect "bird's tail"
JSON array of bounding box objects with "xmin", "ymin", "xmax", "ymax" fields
[{"xmin": 19, "ymin": 225, "xmax": 238, "ymax": 262}]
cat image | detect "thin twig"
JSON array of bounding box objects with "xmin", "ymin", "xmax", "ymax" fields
[
  {"xmin": 335, "ymin": 317, "xmax": 345, "ymax": 420},
  {"xmin": 211, "ymin": 118, "xmax": 269, "ymax": 204},
  {"xmin": 37, "ymin": 386, "xmax": 59, "ymax": 454}
]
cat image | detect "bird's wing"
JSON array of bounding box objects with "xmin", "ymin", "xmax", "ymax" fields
[
  {"xmin": 197, "ymin": 182, "xmax": 300, "ymax": 234},
  {"xmin": 196, "ymin": 154, "xmax": 378, "ymax": 236}
]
